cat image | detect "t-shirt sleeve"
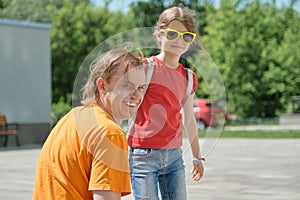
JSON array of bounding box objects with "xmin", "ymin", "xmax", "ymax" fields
[{"xmin": 88, "ymin": 128, "xmax": 131, "ymax": 196}]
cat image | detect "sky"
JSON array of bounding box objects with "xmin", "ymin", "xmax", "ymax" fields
[
  {"xmin": 91, "ymin": 0, "xmax": 138, "ymax": 13},
  {"xmin": 91, "ymin": 0, "xmax": 300, "ymax": 13}
]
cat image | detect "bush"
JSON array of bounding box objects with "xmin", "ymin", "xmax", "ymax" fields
[{"xmin": 51, "ymin": 95, "xmax": 72, "ymax": 128}]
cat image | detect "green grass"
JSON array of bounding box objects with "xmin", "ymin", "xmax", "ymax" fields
[{"xmin": 197, "ymin": 130, "xmax": 300, "ymax": 138}]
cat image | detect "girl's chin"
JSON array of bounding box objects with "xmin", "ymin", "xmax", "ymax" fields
[{"xmin": 165, "ymin": 49, "xmax": 184, "ymax": 56}]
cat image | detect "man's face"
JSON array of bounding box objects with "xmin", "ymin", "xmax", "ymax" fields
[{"xmin": 104, "ymin": 64, "xmax": 146, "ymax": 123}]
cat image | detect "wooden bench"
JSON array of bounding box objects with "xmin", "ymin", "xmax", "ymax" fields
[{"xmin": 0, "ymin": 115, "xmax": 20, "ymax": 147}]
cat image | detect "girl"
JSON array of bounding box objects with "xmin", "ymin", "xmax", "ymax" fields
[{"xmin": 128, "ymin": 6, "xmax": 205, "ymax": 200}]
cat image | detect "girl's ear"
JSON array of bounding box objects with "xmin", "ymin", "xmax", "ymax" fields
[
  {"xmin": 155, "ymin": 30, "xmax": 162, "ymax": 42},
  {"xmin": 96, "ymin": 78, "xmax": 105, "ymax": 94}
]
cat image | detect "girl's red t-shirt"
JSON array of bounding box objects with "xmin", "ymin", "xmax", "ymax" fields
[{"xmin": 128, "ymin": 56, "xmax": 198, "ymax": 149}]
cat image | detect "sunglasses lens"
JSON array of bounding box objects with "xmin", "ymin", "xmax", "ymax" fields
[
  {"xmin": 166, "ymin": 31, "xmax": 179, "ymax": 40},
  {"xmin": 183, "ymin": 33, "xmax": 195, "ymax": 43}
]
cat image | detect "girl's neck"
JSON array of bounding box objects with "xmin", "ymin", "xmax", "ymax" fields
[{"xmin": 156, "ymin": 52, "xmax": 180, "ymax": 69}]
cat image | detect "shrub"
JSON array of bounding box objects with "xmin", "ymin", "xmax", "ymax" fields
[{"xmin": 51, "ymin": 95, "xmax": 72, "ymax": 128}]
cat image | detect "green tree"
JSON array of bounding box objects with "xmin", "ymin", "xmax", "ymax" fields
[
  {"xmin": 0, "ymin": 0, "xmax": 91, "ymax": 22},
  {"xmin": 203, "ymin": 0, "xmax": 300, "ymax": 117},
  {"xmin": 262, "ymin": 8, "xmax": 300, "ymax": 115},
  {"xmin": 0, "ymin": 0, "xmax": 8, "ymax": 9},
  {"xmin": 129, "ymin": 0, "xmax": 165, "ymax": 28},
  {"xmin": 0, "ymin": 0, "xmax": 51, "ymax": 22}
]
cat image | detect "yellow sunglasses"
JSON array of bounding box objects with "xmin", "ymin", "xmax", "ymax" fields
[{"xmin": 160, "ymin": 29, "xmax": 196, "ymax": 44}]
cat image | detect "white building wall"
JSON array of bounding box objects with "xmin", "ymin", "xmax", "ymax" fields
[{"xmin": 0, "ymin": 19, "xmax": 51, "ymax": 124}]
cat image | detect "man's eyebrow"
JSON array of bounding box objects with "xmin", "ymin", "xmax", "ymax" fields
[{"xmin": 124, "ymin": 81, "xmax": 146, "ymax": 88}]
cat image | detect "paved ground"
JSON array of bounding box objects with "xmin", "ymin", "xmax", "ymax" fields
[{"xmin": 1, "ymin": 138, "xmax": 300, "ymax": 200}]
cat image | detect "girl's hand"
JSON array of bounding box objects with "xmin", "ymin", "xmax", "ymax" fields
[{"xmin": 191, "ymin": 162, "xmax": 204, "ymax": 181}]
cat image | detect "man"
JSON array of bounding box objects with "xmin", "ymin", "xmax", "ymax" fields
[{"xmin": 33, "ymin": 49, "xmax": 146, "ymax": 200}]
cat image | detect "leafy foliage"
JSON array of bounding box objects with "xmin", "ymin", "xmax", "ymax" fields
[
  {"xmin": 0, "ymin": 0, "xmax": 90, "ymax": 22},
  {"xmin": 129, "ymin": 0, "xmax": 165, "ymax": 28},
  {"xmin": 51, "ymin": 94, "xmax": 72, "ymax": 128},
  {"xmin": 0, "ymin": 0, "xmax": 51, "ymax": 22},
  {"xmin": 203, "ymin": 0, "xmax": 300, "ymax": 117},
  {"xmin": 0, "ymin": 0, "xmax": 8, "ymax": 9}
]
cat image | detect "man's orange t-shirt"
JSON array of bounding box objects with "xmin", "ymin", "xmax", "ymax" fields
[{"xmin": 33, "ymin": 105, "xmax": 131, "ymax": 199}]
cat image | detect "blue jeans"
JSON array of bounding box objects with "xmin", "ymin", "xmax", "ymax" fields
[{"xmin": 129, "ymin": 148, "xmax": 187, "ymax": 200}]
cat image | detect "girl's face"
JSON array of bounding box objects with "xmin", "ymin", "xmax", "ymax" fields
[{"xmin": 158, "ymin": 20, "xmax": 194, "ymax": 56}]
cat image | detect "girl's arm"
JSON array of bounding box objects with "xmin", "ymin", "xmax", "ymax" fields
[{"xmin": 182, "ymin": 93, "xmax": 204, "ymax": 181}]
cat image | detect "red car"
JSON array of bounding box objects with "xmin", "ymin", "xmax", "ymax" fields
[{"xmin": 193, "ymin": 99, "xmax": 227, "ymax": 130}]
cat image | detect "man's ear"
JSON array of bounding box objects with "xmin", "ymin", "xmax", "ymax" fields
[{"xmin": 96, "ymin": 78, "xmax": 105, "ymax": 94}]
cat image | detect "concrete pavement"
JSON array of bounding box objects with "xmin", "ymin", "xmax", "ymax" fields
[{"xmin": 1, "ymin": 138, "xmax": 300, "ymax": 200}]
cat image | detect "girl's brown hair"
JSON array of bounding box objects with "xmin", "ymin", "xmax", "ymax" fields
[{"xmin": 81, "ymin": 49, "xmax": 144, "ymax": 105}]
